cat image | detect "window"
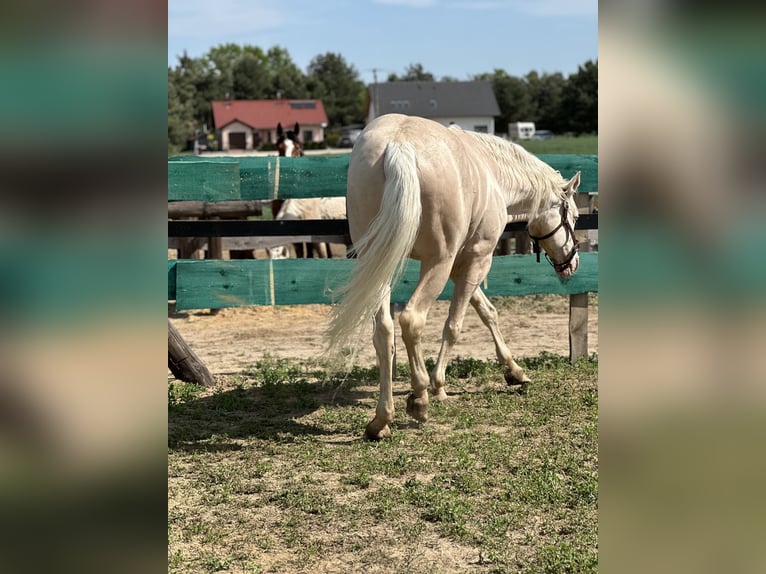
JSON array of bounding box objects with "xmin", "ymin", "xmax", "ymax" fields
[
  {"xmin": 473, "ymin": 125, "xmax": 488, "ymax": 133},
  {"xmin": 390, "ymin": 99, "xmax": 411, "ymax": 111},
  {"xmin": 303, "ymin": 130, "xmax": 314, "ymax": 142}
]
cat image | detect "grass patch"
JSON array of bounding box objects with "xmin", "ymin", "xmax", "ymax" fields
[
  {"xmin": 516, "ymin": 135, "xmax": 598, "ymax": 155},
  {"xmin": 169, "ymin": 352, "xmax": 597, "ymax": 573}
]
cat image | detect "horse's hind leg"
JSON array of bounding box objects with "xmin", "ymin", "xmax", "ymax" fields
[
  {"xmin": 470, "ymin": 287, "xmax": 531, "ymax": 387},
  {"xmin": 366, "ymin": 287, "xmax": 396, "ymax": 440}
]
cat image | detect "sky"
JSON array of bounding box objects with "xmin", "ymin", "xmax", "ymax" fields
[{"xmin": 168, "ymin": 0, "xmax": 598, "ymax": 83}]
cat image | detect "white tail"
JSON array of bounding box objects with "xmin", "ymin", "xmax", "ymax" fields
[{"xmin": 327, "ymin": 142, "xmax": 421, "ymax": 352}]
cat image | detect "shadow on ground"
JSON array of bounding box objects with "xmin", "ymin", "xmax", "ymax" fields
[{"xmin": 168, "ymin": 375, "xmax": 377, "ymax": 451}]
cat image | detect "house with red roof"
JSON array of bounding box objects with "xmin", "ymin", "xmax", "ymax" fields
[{"xmin": 211, "ymin": 99, "xmax": 329, "ymax": 151}]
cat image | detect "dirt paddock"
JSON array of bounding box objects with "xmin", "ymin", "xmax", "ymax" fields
[{"xmin": 169, "ymin": 294, "xmax": 598, "ymax": 375}]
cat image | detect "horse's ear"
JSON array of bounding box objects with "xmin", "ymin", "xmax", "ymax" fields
[
  {"xmin": 293, "ymin": 123, "xmax": 300, "ymax": 136},
  {"xmin": 565, "ymin": 171, "xmax": 581, "ymax": 197},
  {"xmin": 277, "ymin": 123, "xmax": 284, "ymax": 136}
]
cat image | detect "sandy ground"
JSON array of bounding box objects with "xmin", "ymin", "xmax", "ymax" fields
[{"xmin": 169, "ymin": 294, "xmax": 598, "ymax": 375}]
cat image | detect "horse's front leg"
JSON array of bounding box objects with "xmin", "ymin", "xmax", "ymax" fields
[
  {"xmin": 429, "ymin": 282, "xmax": 478, "ymax": 401},
  {"xmin": 430, "ymin": 256, "xmax": 493, "ymax": 401},
  {"xmin": 399, "ymin": 259, "xmax": 452, "ymax": 423},
  {"xmin": 470, "ymin": 287, "xmax": 530, "ymax": 387},
  {"xmin": 365, "ymin": 289, "xmax": 395, "ymax": 440}
]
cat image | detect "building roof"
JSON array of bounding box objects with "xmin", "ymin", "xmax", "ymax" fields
[
  {"xmin": 368, "ymin": 81, "xmax": 500, "ymax": 118},
  {"xmin": 211, "ymin": 99, "xmax": 328, "ymax": 130}
]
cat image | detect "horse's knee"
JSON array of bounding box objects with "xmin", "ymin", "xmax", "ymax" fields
[
  {"xmin": 444, "ymin": 320, "xmax": 461, "ymax": 345},
  {"xmin": 399, "ymin": 308, "xmax": 425, "ymax": 340}
]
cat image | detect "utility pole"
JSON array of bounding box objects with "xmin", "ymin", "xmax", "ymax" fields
[{"xmin": 371, "ymin": 68, "xmax": 379, "ymax": 120}]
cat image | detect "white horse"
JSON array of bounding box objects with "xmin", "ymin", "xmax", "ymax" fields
[
  {"xmin": 271, "ymin": 197, "xmax": 347, "ymax": 258},
  {"xmin": 328, "ymin": 114, "xmax": 580, "ymax": 440}
]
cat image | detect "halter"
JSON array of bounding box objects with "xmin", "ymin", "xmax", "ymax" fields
[{"xmin": 528, "ymin": 200, "xmax": 579, "ymax": 273}]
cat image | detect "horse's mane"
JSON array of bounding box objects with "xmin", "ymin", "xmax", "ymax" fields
[{"xmin": 460, "ymin": 130, "xmax": 567, "ymax": 220}]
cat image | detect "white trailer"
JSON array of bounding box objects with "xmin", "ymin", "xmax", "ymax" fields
[{"xmin": 508, "ymin": 122, "xmax": 536, "ymax": 140}]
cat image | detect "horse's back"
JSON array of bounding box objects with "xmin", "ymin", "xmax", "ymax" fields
[{"xmin": 347, "ymin": 115, "xmax": 502, "ymax": 256}]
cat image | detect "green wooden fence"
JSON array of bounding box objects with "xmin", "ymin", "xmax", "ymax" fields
[
  {"xmin": 167, "ymin": 154, "xmax": 598, "ymax": 201},
  {"xmin": 168, "ymin": 152, "xmax": 598, "ymax": 362},
  {"xmin": 168, "ymin": 254, "xmax": 598, "ymax": 311},
  {"xmin": 167, "ymin": 153, "xmax": 599, "ymax": 308}
]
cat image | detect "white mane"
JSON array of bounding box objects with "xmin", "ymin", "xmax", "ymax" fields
[{"xmin": 462, "ymin": 130, "xmax": 569, "ymax": 221}]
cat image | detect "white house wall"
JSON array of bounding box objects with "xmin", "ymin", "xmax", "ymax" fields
[
  {"xmin": 221, "ymin": 120, "xmax": 254, "ymax": 151},
  {"xmin": 366, "ymin": 112, "xmax": 496, "ymax": 135},
  {"xmin": 433, "ymin": 116, "xmax": 496, "ymax": 134}
]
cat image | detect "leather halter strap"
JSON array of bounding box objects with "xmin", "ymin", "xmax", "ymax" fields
[{"xmin": 528, "ymin": 201, "xmax": 579, "ymax": 273}]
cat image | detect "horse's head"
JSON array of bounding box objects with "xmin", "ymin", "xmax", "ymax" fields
[
  {"xmin": 277, "ymin": 122, "xmax": 304, "ymax": 157},
  {"xmin": 528, "ymin": 172, "xmax": 581, "ymax": 280}
]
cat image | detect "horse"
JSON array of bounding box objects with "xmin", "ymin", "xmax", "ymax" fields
[
  {"xmin": 276, "ymin": 121, "xmax": 304, "ymax": 158},
  {"xmin": 328, "ymin": 114, "xmax": 581, "ymax": 440},
  {"xmin": 271, "ymin": 121, "xmax": 311, "ymax": 254},
  {"xmin": 271, "ymin": 197, "xmax": 347, "ymax": 259}
]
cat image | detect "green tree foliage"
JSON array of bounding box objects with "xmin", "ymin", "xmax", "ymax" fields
[
  {"xmin": 387, "ymin": 63, "xmax": 435, "ymax": 82},
  {"xmin": 167, "ymin": 44, "xmax": 597, "ymax": 151},
  {"xmin": 306, "ymin": 52, "xmax": 366, "ymax": 127},
  {"xmin": 560, "ymin": 60, "xmax": 598, "ymax": 134},
  {"xmin": 525, "ymin": 70, "xmax": 567, "ymax": 134},
  {"xmin": 474, "ymin": 61, "xmax": 597, "ymax": 135},
  {"xmin": 167, "ymin": 74, "xmax": 194, "ymax": 150},
  {"xmin": 266, "ymin": 46, "xmax": 309, "ymax": 99},
  {"xmin": 232, "ymin": 52, "xmax": 270, "ymax": 100},
  {"xmin": 475, "ymin": 69, "xmax": 535, "ymax": 131}
]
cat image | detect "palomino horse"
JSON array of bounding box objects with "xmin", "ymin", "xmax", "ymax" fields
[
  {"xmin": 328, "ymin": 114, "xmax": 580, "ymax": 440},
  {"xmin": 271, "ymin": 197, "xmax": 347, "ymax": 258}
]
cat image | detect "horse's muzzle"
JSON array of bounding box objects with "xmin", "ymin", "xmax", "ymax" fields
[{"xmin": 557, "ymin": 252, "xmax": 579, "ymax": 281}]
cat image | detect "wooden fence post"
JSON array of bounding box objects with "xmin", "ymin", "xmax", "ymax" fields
[
  {"xmin": 168, "ymin": 319, "xmax": 215, "ymax": 387},
  {"xmin": 568, "ymin": 293, "xmax": 589, "ymax": 363}
]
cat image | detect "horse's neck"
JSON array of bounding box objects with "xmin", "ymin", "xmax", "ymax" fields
[{"xmin": 497, "ymin": 164, "xmax": 561, "ymax": 220}]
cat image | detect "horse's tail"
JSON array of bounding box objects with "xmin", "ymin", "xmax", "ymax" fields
[{"xmin": 327, "ymin": 141, "xmax": 421, "ymax": 353}]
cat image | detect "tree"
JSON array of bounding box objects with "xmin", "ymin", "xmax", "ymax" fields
[
  {"xmin": 169, "ymin": 51, "xmax": 217, "ymax": 133},
  {"xmin": 475, "ymin": 70, "xmax": 535, "ymax": 133},
  {"xmin": 307, "ymin": 52, "xmax": 365, "ymax": 128},
  {"xmin": 232, "ymin": 52, "xmax": 270, "ymax": 99},
  {"xmin": 265, "ymin": 46, "xmax": 308, "ymax": 98},
  {"xmin": 560, "ymin": 60, "xmax": 598, "ymax": 134},
  {"xmin": 167, "ymin": 72, "xmax": 195, "ymax": 151},
  {"xmin": 387, "ymin": 63, "xmax": 435, "ymax": 82},
  {"xmin": 525, "ymin": 71, "xmax": 567, "ymax": 133}
]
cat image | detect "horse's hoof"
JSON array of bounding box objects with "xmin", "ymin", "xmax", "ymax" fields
[
  {"xmin": 406, "ymin": 393, "xmax": 429, "ymax": 422},
  {"xmin": 504, "ymin": 369, "xmax": 531, "ymax": 387},
  {"xmin": 430, "ymin": 388, "xmax": 450, "ymax": 402},
  {"xmin": 364, "ymin": 421, "xmax": 391, "ymax": 441}
]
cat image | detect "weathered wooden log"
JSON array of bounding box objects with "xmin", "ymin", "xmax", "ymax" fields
[
  {"xmin": 168, "ymin": 200, "xmax": 264, "ymax": 219},
  {"xmin": 176, "ymin": 237, "xmax": 206, "ymax": 259},
  {"xmin": 168, "ymin": 320, "xmax": 215, "ymax": 387}
]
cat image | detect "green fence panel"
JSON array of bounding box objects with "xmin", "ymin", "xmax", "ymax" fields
[
  {"xmin": 241, "ymin": 156, "xmax": 350, "ymax": 200},
  {"xmin": 171, "ymin": 253, "xmax": 598, "ymax": 310},
  {"xmin": 168, "ymin": 154, "xmax": 596, "ymax": 201},
  {"xmin": 168, "ymin": 161, "xmax": 241, "ymax": 201},
  {"xmin": 168, "ymin": 260, "xmax": 177, "ymax": 300},
  {"xmin": 538, "ymin": 154, "xmax": 598, "ymax": 193}
]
